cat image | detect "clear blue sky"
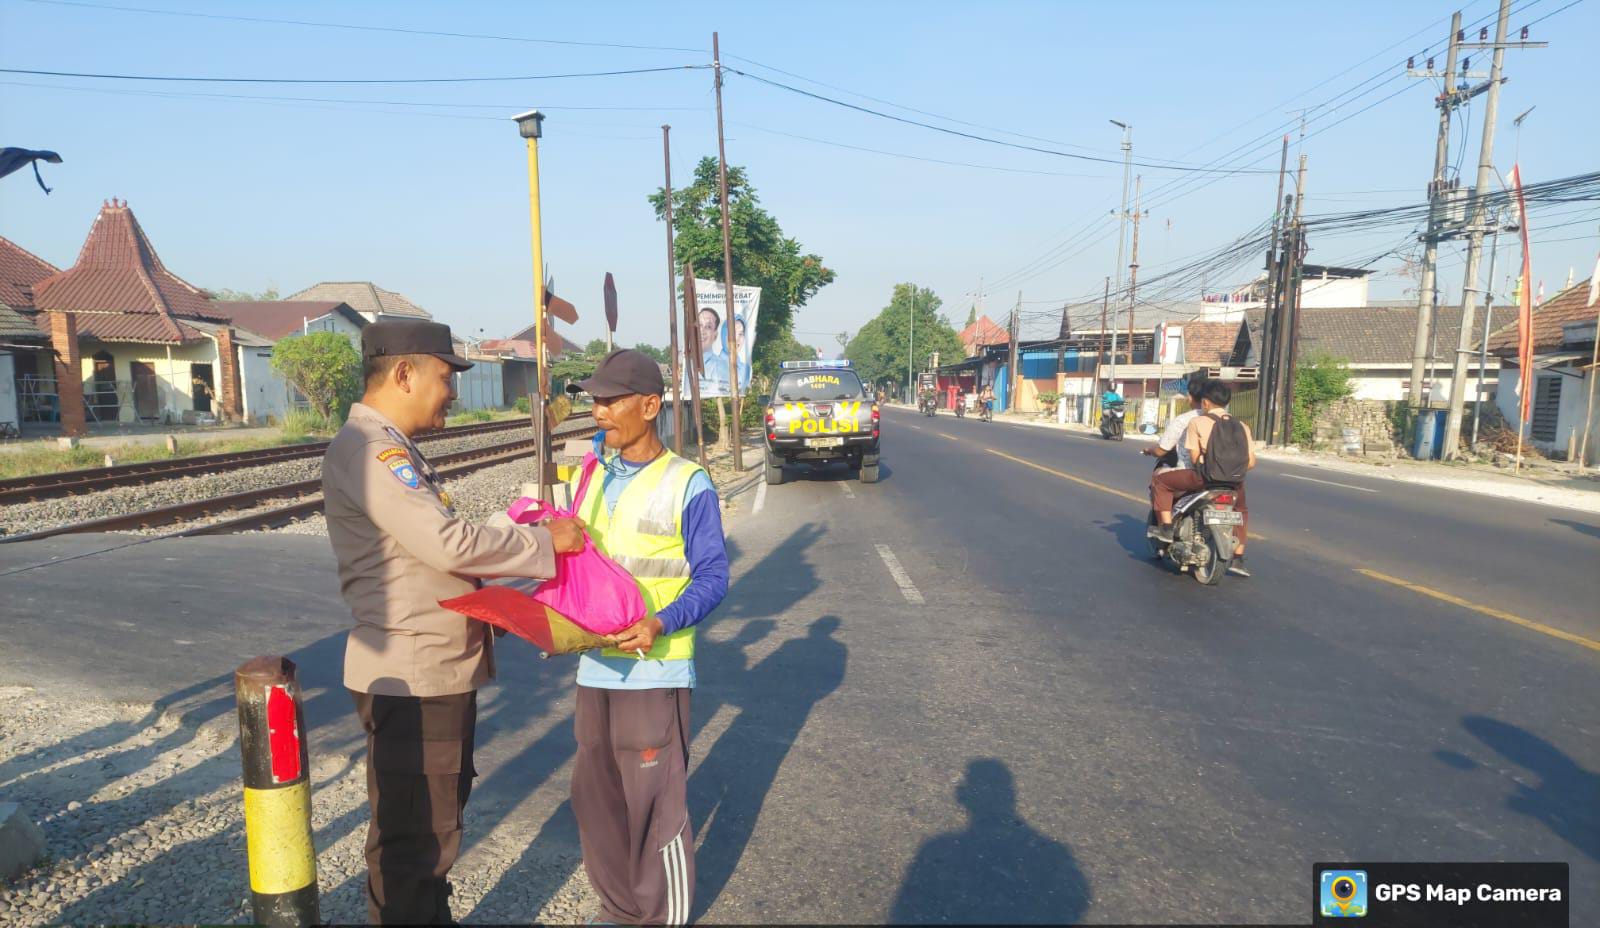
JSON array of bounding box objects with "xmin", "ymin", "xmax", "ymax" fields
[{"xmin": 3, "ymin": 0, "xmax": 1596, "ymax": 354}]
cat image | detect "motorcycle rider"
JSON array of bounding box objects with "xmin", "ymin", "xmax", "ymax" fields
[
  {"xmin": 1148, "ymin": 379, "xmax": 1254, "ymax": 576},
  {"xmin": 1142, "ymin": 375, "xmax": 1207, "ymax": 473}
]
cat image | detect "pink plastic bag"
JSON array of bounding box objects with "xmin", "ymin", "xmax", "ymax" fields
[{"xmin": 504, "ymin": 453, "xmax": 646, "ymax": 636}]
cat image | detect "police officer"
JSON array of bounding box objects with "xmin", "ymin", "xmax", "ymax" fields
[{"xmin": 323, "ymin": 319, "xmax": 585, "ymax": 924}]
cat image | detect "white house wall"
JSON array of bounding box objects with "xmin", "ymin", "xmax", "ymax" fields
[
  {"xmin": 1494, "ymin": 366, "xmax": 1593, "ymax": 460},
  {"xmin": 77, "ymin": 341, "xmax": 220, "ymax": 424},
  {"xmin": 239, "ymin": 346, "xmax": 291, "ymax": 424}
]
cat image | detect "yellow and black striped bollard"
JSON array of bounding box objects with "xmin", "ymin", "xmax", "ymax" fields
[{"xmin": 235, "ymin": 655, "xmax": 319, "ymax": 927}]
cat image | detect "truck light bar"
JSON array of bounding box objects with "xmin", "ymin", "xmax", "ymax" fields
[{"xmin": 780, "ymin": 359, "xmax": 852, "ymax": 369}]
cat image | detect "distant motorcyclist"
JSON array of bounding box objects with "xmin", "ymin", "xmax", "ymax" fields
[{"xmin": 980, "ymin": 384, "xmax": 995, "ymax": 418}]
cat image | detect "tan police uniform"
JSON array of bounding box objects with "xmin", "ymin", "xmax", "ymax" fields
[{"xmin": 325, "ymin": 398, "xmax": 557, "ymax": 924}]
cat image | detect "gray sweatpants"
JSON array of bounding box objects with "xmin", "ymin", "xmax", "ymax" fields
[{"xmin": 572, "ymin": 685, "xmax": 695, "ymax": 926}]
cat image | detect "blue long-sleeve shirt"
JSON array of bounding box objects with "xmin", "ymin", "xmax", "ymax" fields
[{"xmin": 576, "ymin": 452, "xmax": 728, "ymax": 689}]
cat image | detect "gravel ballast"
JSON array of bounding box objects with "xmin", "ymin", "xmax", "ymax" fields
[{"xmin": 0, "ymin": 684, "xmax": 599, "ymax": 924}]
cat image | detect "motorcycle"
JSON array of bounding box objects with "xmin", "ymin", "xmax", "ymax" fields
[
  {"xmin": 954, "ymin": 397, "xmax": 967, "ymax": 418},
  {"xmin": 980, "ymin": 399, "xmax": 993, "ymax": 422},
  {"xmin": 1099, "ymin": 400, "xmax": 1125, "ymax": 440},
  {"xmin": 1147, "ymin": 487, "xmax": 1242, "ymax": 585},
  {"xmin": 919, "ymin": 394, "xmax": 938, "ymax": 417}
]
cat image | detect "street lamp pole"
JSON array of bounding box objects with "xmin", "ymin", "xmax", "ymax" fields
[
  {"xmin": 908, "ymin": 289, "xmax": 915, "ymax": 404},
  {"xmin": 1107, "ymin": 120, "xmax": 1132, "ymax": 387},
  {"xmin": 513, "ymin": 108, "xmax": 551, "ymax": 501}
]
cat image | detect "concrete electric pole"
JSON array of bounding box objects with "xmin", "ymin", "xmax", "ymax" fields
[
  {"xmin": 1107, "ymin": 120, "xmax": 1132, "ymax": 387},
  {"xmin": 1441, "ymin": 0, "xmax": 1546, "ymax": 459},
  {"xmin": 1408, "ymin": 11, "xmax": 1465, "ymax": 410}
]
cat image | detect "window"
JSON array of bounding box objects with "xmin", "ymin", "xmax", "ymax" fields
[{"xmin": 1530, "ymin": 376, "xmax": 1562, "ymax": 442}]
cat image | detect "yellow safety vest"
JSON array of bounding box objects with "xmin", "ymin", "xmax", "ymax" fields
[{"xmin": 569, "ymin": 451, "xmax": 703, "ymax": 662}]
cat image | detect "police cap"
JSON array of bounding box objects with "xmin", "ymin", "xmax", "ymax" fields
[{"xmin": 362, "ymin": 319, "xmax": 473, "ymax": 371}]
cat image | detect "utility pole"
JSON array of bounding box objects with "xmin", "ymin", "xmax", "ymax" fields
[
  {"xmin": 1009, "ymin": 292, "xmax": 1022, "ymax": 411},
  {"xmin": 1278, "ymin": 155, "xmax": 1309, "ymax": 445},
  {"xmin": 907, "ymin": 288, "xmax": 916, "ymax": 404},
  {"xmin": 1126, "ymin": 175, "xmax": 1144, "ymax": 376},
  {"xmin": 1257, "ymin": 137, "xmax": 1291, "ymax": 435},
  {"xmin": 661, "ymin": 125, "xmax": 682, "ymax": 455},
  {"xmin": 712, "ymin": 32, "xmax": 743, "ymax": 471},
  {"xmin": 1107, "ymin": 120, "xmax": 1132, "ymax": 387},
  {"xmin": 1442, "ymin": 0, "xmax": 1546, "ymax": 459},
  {"xmin": 1470, "ymin": 218, "xmax": 1504, "ymax": 449},
  {"xmin": 1409, "ymin": 11, "xmax": 1465, "ymax": 410}
]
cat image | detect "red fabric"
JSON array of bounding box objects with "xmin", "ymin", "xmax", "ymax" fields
[
  {"xmin": 439, "ymin": 585, "xmax": 561, "ymax": 654},
  {"xmin": 1510, "ymin": 164, "xmax": 1535, "ymax": 421}
]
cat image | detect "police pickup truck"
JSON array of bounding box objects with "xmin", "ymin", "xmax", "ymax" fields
[{"xmin": 764, "ymin": 360, "xmax": 880, "ymax": 485}]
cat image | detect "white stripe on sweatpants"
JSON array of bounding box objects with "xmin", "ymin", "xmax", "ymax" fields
[{"xmin": 660, "ymin": 833, "xmax": 687, "ymax": 926}]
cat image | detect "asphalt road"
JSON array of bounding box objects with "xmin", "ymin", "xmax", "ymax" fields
[
  {"xmin": 696, "ymin": 406, "xmax": 1596, "ymax": 923},
  {"xmin": 2, "ymin": 410, "xmax": 1596, "ymax": 924}
]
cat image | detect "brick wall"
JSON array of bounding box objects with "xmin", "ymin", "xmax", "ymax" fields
[
  {"xmin": 216, "ymin": 327, "xmax": 243, "ymax": 422},
  {"xmin": 49, "ymin": 311, "xmax": 85, "ymax": 436}
]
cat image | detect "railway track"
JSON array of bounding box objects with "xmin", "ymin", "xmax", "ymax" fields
[
  {"xmin": 0, "ymin": 417, "xmax": 598, "ymax": 543},
  {"xmin": 0, "ymin": 416, "xmax": 540, "ymax": 504}
]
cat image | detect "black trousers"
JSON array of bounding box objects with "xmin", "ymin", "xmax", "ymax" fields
[{"xmin": 350, "ymin": 689, "xmax": 477, "ymax": 925}]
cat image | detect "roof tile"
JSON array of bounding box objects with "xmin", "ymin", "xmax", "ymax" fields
[{"xmin": 1487, "ymin": 278, "xmax": 1595, "ymax": 355}]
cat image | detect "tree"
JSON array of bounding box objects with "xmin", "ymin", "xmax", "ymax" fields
[
  {"xmin": 649, "ymin": 157, "xmax": 835, "ymax": 384},
  {"xmin": 966, "ymin": 305, "xmax": 977, "ymax": 328},
  {"xmin": 632, "ymin": 343, "xmax": 669, "ymax": 364},
  {"xmin": 1290, "ymin": 354, "xmax": 1355, "ymax": 446},
  {"xmin": 583, "ymin": 337, "xmax": 610, "ymax": 357},
  {"xmin": 270, "ymin": 331, "xmax": 360, "ymax": 421},
  {"xmin": 209, "ymin": 286, "xmax": 279, "ymax": 302},
  {"xmin": 845, "ymin": 283, "xmax": 963, "ymax": 388}
]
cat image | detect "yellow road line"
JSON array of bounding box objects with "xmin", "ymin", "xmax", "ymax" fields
[
  {"xmin": 986, "ymin": 449, "xmax": 1145, "ymax": 504},
  {"xmin": 1355, "ymin": 568, "xmax": 1600, "ymax": 654}
]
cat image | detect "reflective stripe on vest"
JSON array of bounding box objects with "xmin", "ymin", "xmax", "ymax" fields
[{"xmin": 569, "ymin": 453, "xmax": 702, "ymax": 661}]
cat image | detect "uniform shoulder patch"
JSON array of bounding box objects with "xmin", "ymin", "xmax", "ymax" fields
[{"xmin": 377, "ymin": 446, "xmax": 421, "ymax": 489}]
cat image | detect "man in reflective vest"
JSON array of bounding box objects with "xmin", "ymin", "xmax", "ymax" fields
[{"xmin": 568, "ymin": 349, "xmax": 730, "ymax": 925}]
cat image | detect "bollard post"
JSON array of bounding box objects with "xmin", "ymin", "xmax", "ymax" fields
[{"xmin": 234, "ymin": 655, "xmax": 319, "ymax": 927}]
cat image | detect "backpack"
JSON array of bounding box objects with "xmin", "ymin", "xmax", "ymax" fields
[{"xmin": 1197, "ymin": 412, "xmax": 1250, "ymax": 485}]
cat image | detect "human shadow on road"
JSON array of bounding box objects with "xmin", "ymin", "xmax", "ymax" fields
[
  {"xmin": 1548, "ymin": 518, "xmax": 1600, "ymax": 542},
  {"xmin": 1098, "ymin": 512, "xmax": 1161, "ymax": 562},
  {"xmin": 471, "ymin": 523, "xmax": 833, "ymax": 924},
  {"xmin": 689, "ymin": 614, "xmax": 848, "ymax": 920},
  {"xmin": 889, "ymin": 758, "xmax": 1092, "ymax": 925},
  {"xmin": 1458, "ymin": 715, "xmax": 1600, "ymax": 863}
]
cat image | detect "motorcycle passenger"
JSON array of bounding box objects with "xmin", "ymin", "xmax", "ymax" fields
[
  {"xmin": 1148, "ymin": 379, "xmax": 1255, "ymax": 576},
  {"xmin": 1142, "ymin": 375, "xmax": 1207, "ymax": 473}
]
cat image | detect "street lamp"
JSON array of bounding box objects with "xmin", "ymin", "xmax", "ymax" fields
[
  {"xmin": 513, "ymin": 108, "xmax": 551, "ymax": 498},
  {"xmin": 1107, "ymin": 119, "xmax": 1133, "ymax": 388}
]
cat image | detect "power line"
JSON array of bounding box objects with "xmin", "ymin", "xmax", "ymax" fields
[
  {"xmin": 727, "ymin": 121, "xmax": 1108, "ymax": 177},
  {"xmin": 0, "ymin": 64, "xmax": 708, "ymax": 85},
  {"xmin": 17, "ymin": 0, "xmax": 708, "ymax": 53},
  {"xmin": 0, "ymin": 78, "xmax": 705, "ymax": 112},
  {"xmin": 723, "ymin": 68, "xmax": 1278, "ymax": 175}
]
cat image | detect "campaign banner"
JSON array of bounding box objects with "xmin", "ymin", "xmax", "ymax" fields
[{"xmin": 687, "ymin": 279, "xmax": 761, "ymax": 398}]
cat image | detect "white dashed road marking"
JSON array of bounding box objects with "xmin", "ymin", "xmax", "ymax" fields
[
  {"xmin": 875, "ymin": 544, "xmax": 925, "ymax": 604},
  {"xmin": 753, "ymin": 479, "xmax": 768, "ymax": 514},
  {"xmin": 1281, "ymin": 473, "xmax": 1379, "ymax": 493},
  {"xmin": 839, "ymin": 482, "xmax": 856, "ymax": 499}
]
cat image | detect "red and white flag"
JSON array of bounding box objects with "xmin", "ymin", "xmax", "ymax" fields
[{"xmin": 1510, "ymin": 164, "xmax": 1535, "ymax": 422}]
